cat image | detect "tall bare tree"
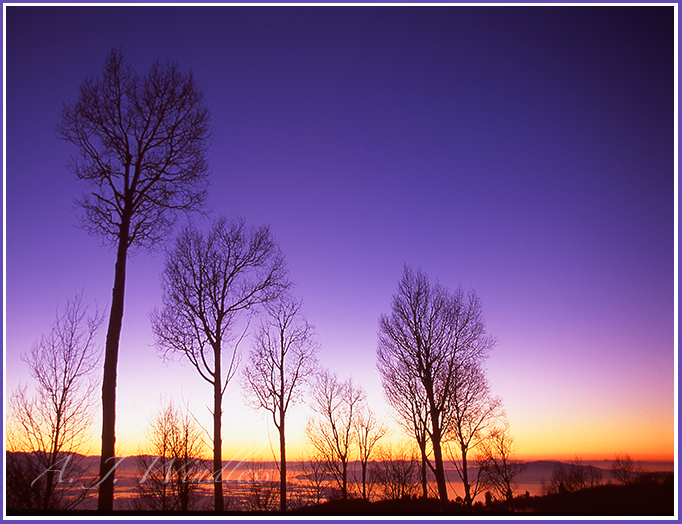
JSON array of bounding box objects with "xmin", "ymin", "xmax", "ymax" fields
[
  {"xmin": 6, "ymin": 293, "xmax": 102, "ymax": 510},
  {"xmin": 242, "ymin": 295, "xmax": 319, "ymax": 512},
  {"xmin": 57, "ymin": 49, "xmax": 210, "ymax": 510},
  {"xmin": 377, "ymin": 266, "xmax": 496, "ymax": 507},
  {"xmin": 306, "ymin": 370, "xmax": 365, "ymax": 500},
  {"xmin": 134, "ymin": 400, "xmax": 208, "ymax": 512},
  {"xmin": 151, "ymin": 217, "xmax": 288, "ymax": 512}
]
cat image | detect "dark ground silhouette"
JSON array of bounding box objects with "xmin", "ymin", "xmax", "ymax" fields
[
  {"xmin": 8, "ymin": 472, "xmax": 674, "ymax": 517},
  {"xmin": 290, "ymin": 473, "xmax": 674, "ymax": 516}
]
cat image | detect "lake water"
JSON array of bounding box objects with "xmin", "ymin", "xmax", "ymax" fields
[{"xmin": 47, "ymin": 455, "xmax": 675, "ymax": 510}]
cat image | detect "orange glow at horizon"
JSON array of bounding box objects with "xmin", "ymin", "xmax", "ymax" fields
[
  {"xmin": 511, "ymin": 416, "xmax": 675, "ymax": 463},
  {"xmin": 10, "ymin": 371, "xmax": 673, "ymax": 465},
  {"xmin": 33, "ymin": 418, "xmax": 673, "ymax": 465}
]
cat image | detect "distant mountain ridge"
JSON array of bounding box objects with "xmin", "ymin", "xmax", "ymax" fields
[{"xmin": 10, "ymin": 453, "xmax": 672, "ymax": 472}]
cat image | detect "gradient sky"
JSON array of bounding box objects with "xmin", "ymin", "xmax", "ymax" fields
[{"xmin": 5, "ymin": 5, "xmax": 676, "ymax": 464}]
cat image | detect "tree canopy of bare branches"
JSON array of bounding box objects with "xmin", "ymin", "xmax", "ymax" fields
[
  {"xmin": 610, "ymin": 453, "xmax": 641, "ymax": 485},
  {"xmin": 377, "ymin": 266, "xmax": 496, "ymax": 507},
  {"xmin": 299, "ymin": 452, "xmax": 328, "ymax": 505},
  {"xmin": 57, "ymin": 48, "xmax": 210, "ymax": 511},
  {"xmin": 6, "ymin": 293, "xmax": 102, "ymax": 510},
  {"xmin": 242, "ymin": 295, "xmax": 319, "ymax": 512},
  {"xmin": 378, "ymin": 356, "xmax": 431, "ymax": 499},
  {"xmin": 354, "ymin": 406, "xmax": 387, "ymax": 500},
  {"xmin": 151, "ymin": 217, "xmax": 288, "ymax": 511},
  {"xmin": 542, "ymin": 457, "xmax": 603, "ymax": 495},
  {"xmin": 307, "ymin": 370, "xmax": 365, "ymax": 500},
  {"xmin": 474, "ymin": 424, "xmax": 526, "ymax": 502},
  {"xmin": 134, "ymin": 400, "xmax": 208, "ymax": 512},
  {"xmin": 371, "ymin": 443, "xmax": 423, "ymax": 501},
  {"xmin": 445, "ymin": 361, "xmax": 503, "ymax": 506}
]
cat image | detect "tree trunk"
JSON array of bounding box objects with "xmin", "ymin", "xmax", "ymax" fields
[
  {"xmin": 430, "ymin": 433, "xmax": 449, "ymax": 508},
  {"xmin": 461, "ymin": 445, "xmax": 471, "ymax": 507},
  {"xmin": 361, "ymin": 460, "xmax": 367, "ymax": 500},
  {"xmin": 42, "ymin": 469, "xmax": 55, "ymax": 510},
  {"xmin": 424, "ymin": 377, "xmax": 448, "ymax": 508},
  {"xmin": 342, "ymin": 460, "xmax": 348, "ymax": 500},
  {"xmin": 178, "ymin": 457, "xmax": 189, "ymax": 512},
  {"xmin": 43, "ymin": 419, "xmax": 61, "ymax": 510},
  {"xmin": 97, "ymin": 218, "xmax": 129, "ymax": 511},
  {"xmin": 279, "ymin": 421, "xmax": 286, "ymax": 512},
  {"xmin": 213, "ymin": 362, "xmax": 224, "ymax": 512},
  {"xmin": 279, "ymin": 338, "xmax": 287, "ymax": 513},
  {"xmin": 419, "ymin": 441, "xmax": 428, "ymax": 500}
]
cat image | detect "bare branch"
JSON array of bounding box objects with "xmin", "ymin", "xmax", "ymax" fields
[
  {"xmin": 150, "ymin": 216, "xmax": 289, "ymax": 512},
  {"xmin": 57, "ymin": 48, "xmax": 210, "ymax": 252},
  {"xmin": 377, "ymin": 265, "xmax": 497, "ymax": 506},
  {"xmin": 307, "ymin": 369, "xmax": 366, "ymax": 501},
  {"xmin": 7, "ymin": 293, "xmax": 103, "ymax": 510}
]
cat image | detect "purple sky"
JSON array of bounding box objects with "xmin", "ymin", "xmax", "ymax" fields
[{"xmin": 5, "ymin": 5, "xmax": 675, "ymax": 461}]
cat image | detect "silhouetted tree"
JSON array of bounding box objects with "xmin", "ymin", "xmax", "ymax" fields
[
  {"xmin": 299, "ymin": 453, "xmax": 328, "ymax": 505},
  {"xmin": 586, "ymin": 465, "xmax": 603, "ymax": 488},
  {"xmin": 243, "ymin": 461, "xmax": 278, "ymax": 512},
  {"xmin": 242, "ymin": 295, "xmax": 319, "ymax": 512},
  {"xmin": 610, "ymin": 453, "xmax": 641, "ymax": 485},
  {"xmin": 6, "ymin": 293, "xmax": 102, "ymax": 510},
  {"xmin": 474, "ymin": 423, "xmax": 526, "ymax": 502},
  {"xmin": 377, "ymin": 266, "xmax": 495, "ymax": 507},
  {"xmin": 445, "ymin": 361, "xmax": 503, "ymax": 506},
  {"xmin": 572, "ymin": 457, "xmax": 602, "ymax": 489},
  {"xmin": 134, "ymin": 400, "xmax": 208, "ymax": 512},
  {"xmin": 544, "ymin": 458, "xmax": 602, "ymax": 494},
  {"xmin": 370, "ymin": 443, "xmax": 422, "ymax": 501},
  {"xmin": 307, "ymin": 370, "xmax": 365, "ymax": 500},
  {"xmin": 151, "ymin": 217, "xmax": 288, "ymax": 511},
  {"xmin": 57, "ymin": 49, "xmax": 210, "ymax": 510},
  {"xmin": 5, "ymin": 451, "xmax": 47, "ymax": 510},
  {"xmin": 354, "ymin": 406, "xmax": 387, "ymax": 500},
  {"xmin": 379, "ymin": 358, "xmax": 431, "ymax": 499}
]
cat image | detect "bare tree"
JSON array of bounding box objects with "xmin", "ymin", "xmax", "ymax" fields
[
  {"xmin": 134, "ymin": 400, "xmax": 208, "ymax": 512},
  {"xmin": 5, "ymin": 450, "xmax": 47, "ymax": 511},
  {"xmin": 445, "ymin": 361, "xmax": 503, "ymax": 506},
  {"xmin": 299, "ymin": 452, "xmax": 329, "ymax": 505},
  {"xmin": 543, "ymin": 457, "xmax": 603, "ymax": 494},
  {"xmin": 242, "ymin": 295, "xmax": 318, "ymax": 512},
  {"xmin": 610, "ymin": 453, "xmax": 641, "ymax": 485},
  {"xmin": 377, "ymin": 348, "xmax": 431, "ymax": 499},
  {"xmin": 57, "ymin": 49, "xmax": 210, "ymax": 510},
  {"xmin": 151, "ymin": 217, "xmax": 288, "ymax": 512},
  {"xmin": 371, "ymin": 443, "xmax": 422, "ymax": 501},
  {"xmin": 569, "ymin": 457, "xmax": 602, "ymax": 489},
  {"xmin": 6, "ymin": 293, "xmax": 102, "ymax": 510},
  {"xmin": 377, "ymin": 266, "xmax": 496, "ymax": 507},
  {"xmin": 474, "ymin": 424, "xmax": 526, "ymax": 502},
  {"xmin": 542, "ymin": 463, "xmax": 568, "ymax": 495},
  {"xmin": 243, "ymin": 461, "xmax": 279, "ymax": 512},
  {"xmin": 307, "ymin": 370, "xmax": 365, "ymax": 500},
  {"xmin": 354, "ymin": 406, "xmax": 387, "ymax": 500}
]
